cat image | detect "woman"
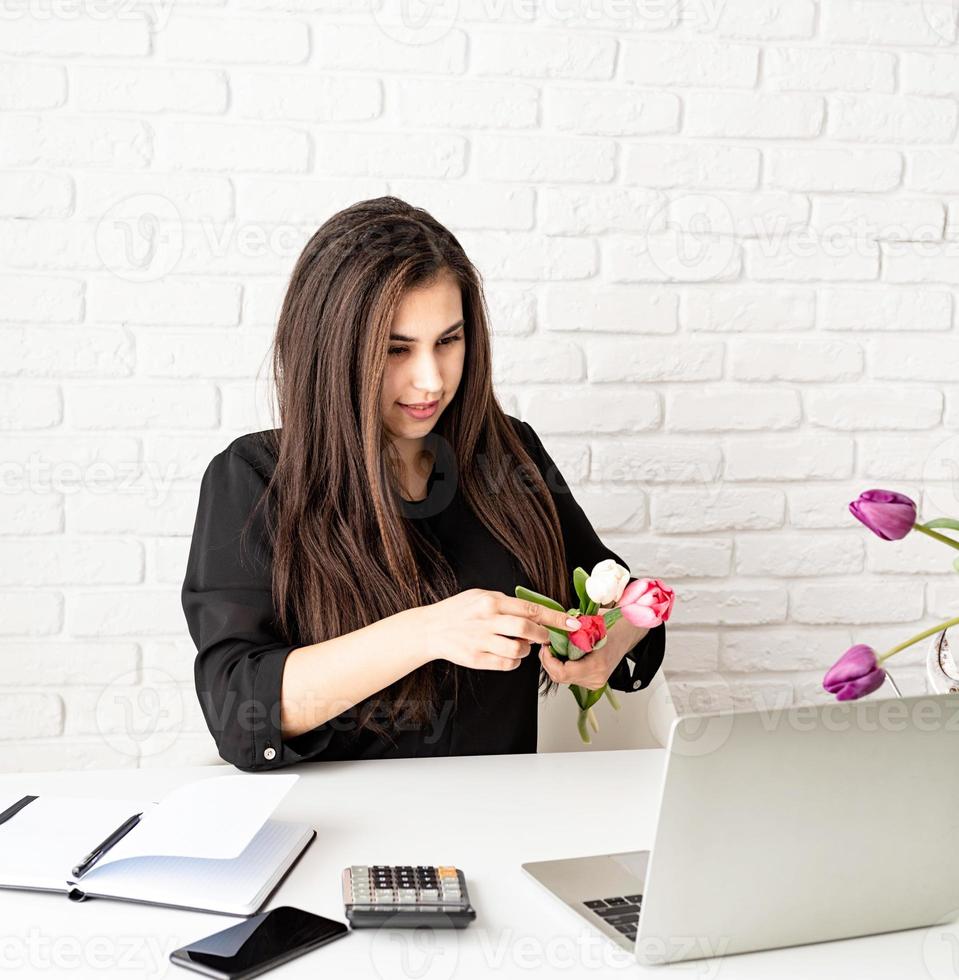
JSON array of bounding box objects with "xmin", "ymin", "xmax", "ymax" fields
[{"xmin": 181, "ymin": 196, "xmax": 667, "ymax": 772}]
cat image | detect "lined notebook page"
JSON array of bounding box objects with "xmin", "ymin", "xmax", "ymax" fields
[
  {"xmin": 76, "ymin": 820, "xmax": 312, "ymax": 914},
  {"xmin": 0, "ymin": 795, "xmax": 153, "ymax": 891}
]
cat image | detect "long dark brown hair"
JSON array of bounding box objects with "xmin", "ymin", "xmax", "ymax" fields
[{"xmin": 247, "ymin": 196, "xmax": 574, "ymax": 744}]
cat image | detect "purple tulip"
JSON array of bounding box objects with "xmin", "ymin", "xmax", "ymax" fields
[
  {"xmin": 823, "ymin": 644, "xmax": 887, "ymax": 701},
  {"xmin": 849, "ymin": 489, "xmax": 917, "ymax": 541}
]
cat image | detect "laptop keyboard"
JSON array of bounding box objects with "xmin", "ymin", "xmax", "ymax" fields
[{"xmin": 583, "ymin": 894, "xmax": 643, "ymax": 942}]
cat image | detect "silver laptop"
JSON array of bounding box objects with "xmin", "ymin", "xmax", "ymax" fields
[{"xmin": 523, "ymin": 692, "xmax": 959, "ymax": 965}]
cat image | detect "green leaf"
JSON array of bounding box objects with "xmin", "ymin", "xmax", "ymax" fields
[
  {"xmin": 603, "ymin": 608, "xmax": 623, "ymax": 630},
  {"xmin": 515, "ymin": 585, "xmax": 566, "ymax": 613},
  {"xmin": 573, "ymin": 566, "xmax": 590, "ymax": 611},
  {"xmin": 546, "ymin": 628, "xmax": 569, "ymax": 657},
  {"xmin": 922, "ymin": 519, "xmax": 959, "ymax": 532},
  {"xmin": 570, "ymin": 684, "xmax": 588, "ymax": 710},
  {"xmin": 584, "ymin": 687, "xmax": 605, "ymax": 709}
]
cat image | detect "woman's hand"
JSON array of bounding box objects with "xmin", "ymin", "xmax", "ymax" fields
[
  {"xmin": 540, "ymin": 607, "xmax": 651, "ymax": 690},
  {"xmin": 417, "ymin": 589, "xmax": 581, "ymax": 672}
]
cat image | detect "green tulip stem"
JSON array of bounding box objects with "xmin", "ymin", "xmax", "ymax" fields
[
  {"xmin": 876, "ymin": 615, "xmax": 959, "ymax": 664},
  {"xmin": 588, "ymin": 707, "xmax": 599, "ymax": 733},
  {"xmin": 913, "ymin": 523, "xmax": 959, "ymax": 551},
  {"xmin": 604, "ymin": 685, "xmax": 620, "ymax": 710},
  {"xmin": 577, "ymin": 710, "xmax": 591, "ymax": 744}
]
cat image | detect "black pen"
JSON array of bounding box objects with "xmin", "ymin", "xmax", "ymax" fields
[{"xmin": 71, "ymin": 812, "xmax": 143, "ymax": 880}]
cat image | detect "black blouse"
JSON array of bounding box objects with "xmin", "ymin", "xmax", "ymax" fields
[{"xmin": 181, "ymin": 415, "xmax": 667, "ymax": 771}]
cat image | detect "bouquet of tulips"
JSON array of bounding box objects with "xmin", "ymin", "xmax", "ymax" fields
[
  {"xmin": 516, "ymin": 559, "xmax": 674, "ymax": 743},
  {"xmin": 823, "ymin": 489, "xmax": 959, "ymax": 700}
]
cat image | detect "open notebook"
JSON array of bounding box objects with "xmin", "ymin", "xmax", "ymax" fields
[{"xmin": 0, "ymin": 773, "xmax": 314, "ymax": 916}]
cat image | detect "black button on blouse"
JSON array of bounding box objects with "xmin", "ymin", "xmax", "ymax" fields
[{"xmin": 181, "ymin": 414, "xmax": 667, "ymax": 771}]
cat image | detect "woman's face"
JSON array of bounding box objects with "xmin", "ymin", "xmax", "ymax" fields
[{"xmin": 381, "ymin": 270, "xmax": 466, "ymax": 447}]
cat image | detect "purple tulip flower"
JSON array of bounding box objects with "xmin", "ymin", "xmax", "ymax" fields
[
  {"xmin": 823, "ymin": 644, "xmax": 887, "ymax": 701},
  {"xmin": 849, "ymin": 489, "xmax": 917, "ymax": 541}
]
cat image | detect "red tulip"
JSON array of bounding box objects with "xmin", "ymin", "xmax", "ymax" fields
[{"xmin": 568, "ymin": 614, "xmax": 607, "ymax": 653}]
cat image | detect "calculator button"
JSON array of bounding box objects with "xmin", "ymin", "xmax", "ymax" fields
[
  {"xmin": 584, "ymin": 900, "xmax": 607, "ymax": 909},
  {"xmin": 624, "ymin": 894, "xmax": 643, "ymax": 903},
  {"xmin": 604, "ymin": 897, "xmax": 627, "ymax": 906}
]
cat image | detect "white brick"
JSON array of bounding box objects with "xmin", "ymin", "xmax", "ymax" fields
[
  {"xmin": 0, "ymin": 495, "xmax": 62, "ymax": 535},
  {"xmin": 235, "ymin": 73, "xmax": 381, "ymax": 121},
  {"xmin": 0, "ymin": 62, "xmax": 65, "ymax": 109},
  {"xmin": 622, "ymin": 39, "xmax": 758, "ymax": 87},
  {"xmin": 156, "ymin": 122, "xmax": 308, "ymax": 174},
  {"xmin": 540, "ymin": 187, "xmax": 666, "ymax": 236},
  {"xmin": 732, "ymin": 339, "xmax": 865, "ymax": 382},
  {"xmin": 241, "ymin": 280, "xmax": 288, "ymax": 326},
  {"xmin": 543, "ymin": 284, "xmax": 677, "ymax": 334},
  {"xmin": 391, "ymin": 182, "xmax": 535, "ymax": 231},
  {"xmin": 68, "ymin": 590, "xmax": 183, "ymax": 636},
  {"xmin": 69, "ymin": 383, "xmax": 219, "ymax": 429},
  {"xmin": 545, "ymin": 87, "xmax": 679, "ymax": 136},
  {"xmin": 32, "ymin": 117, "xmax": 152, "ymax": 168},
  {"xmin": 0, "ymin": 539, "xmax": 142, "ymax": 585},
  {"xmin": 524, "ymin": 388, "xmax": 660, "ymax": 433},
  {"xmin": 766, "ymin": 147, "xmax": 902, "ymax": 191},
  {"xmin": 806, "ymin": 387, "xmax": 942, "ymax": 430},
  {"xmin": 73, "ymin": 65, "xmax": 228, "ymax": 114},
  {"xmin": 866, "ymin": 531, "xmax": 957, "ymax": 575},
  {"xmin": 161, "ymin": 15, "xmax": 309, "ymax": 64},
  {"xmin": 0, "ymin": 14, "xmax": 149, "ymax": 57},
  {"xmin": 472, "ymin": 31, "xmax": 615, "ymax": 79},
  {"xmin": 316, "ymin": 24, "xmax": 466, "ymax": 73},
  {"xmin": 650, "ymin": 488, "xmax": 785, "ymax": 532},
  {"xmin": 625, "ymin": 143, "xmax": 761, "ymax": 190},
  {"xmin": 882, "ymin": 241, "xmax": 959, "ymax": 284},
  {"xmin": 0, "ymin": 326, "xmax": 133, "ymax": 377},
  {"xmin": 0, "ymin": 172, "xmax": 72, "ymax": 218},
  {"xmin": 142, "ymin": 638, "xmax": 195, "ymax": 684},
  {"xmin": 485, "ymin": 285, "xmax": 536, "ymax": 335},
  {"xmin": 144, "ymin": 433, "xmax": 233, "ymax": 481},
  {"xmin": 648, "ymin": 632, "xmax": 719, "ymax": 673},
  {"xmin": 723, "ymin": 628, "xmax": 856, "ymax": 671},
  {"xmin": 735, "ymin": 533, "xmax": 865, "ymax": 577},
  {"xmin": 458, "ymin": 231, "xmax": 595, "ymax": 280},
  {"xmin": 765, "ymin": 46, "xmax": 896, "ymax": 92},
  {"xmin": 666, "ymin": 191, "xmax": 809, "ymax": 238},
  {"xmin": 1, "ymin": 275, "xmax": 82, "ymax": 321},
  {"xmin": 859, "ymin": 433, "xmax": 955, "ymax": 479},
  {"xmin": 67, "ymin": 487, "xmax": 200, "ymax": 535},
  {"xmin": 819, "ymin": 287, "xmax": 952, "ymax": 332},
  {"xmin": 316, "ymin": 131, "xmax": 466, "ymax": 179},
  {"xmin": 684, "ymin": 93, "xmax": 823, "ymax": 139},
  {"xmin": 666, "ymin": 388, "xmax": 800, "ymax": 431},
  {"xmin": 170, "ymin": 224, "xmax": 307, "ymax": 277},
  {"xmin": 786, "ymin": 483, "xmax": 903, "ymax": 529},
  {"xmin": 671, "ymin": 586, "xmax": 788, "ymax": 626},
  {"xmin": 827, "ymin": 95, "xmax": 958, "ymax": 144},
  {"xmin": 0, "ymin": 592, "xmax": 61, "ymax": 635},
  {"xmin": 87, "ymin": 280, "xmax": 241, "ymax": 326},
  {"xmin": 744, "ymin": 237, "xmax": 879, "ymax": 282},
  {"xmin": 871, "ymin": 338, "xmax": 959, "ymax": 380},
  {"xmin": 822, "ymin": 1, "xmax": 956, "ymax": 46},
  {"xmin": 236, "ymin": 177, "xmax": 387, "ymax": 225},
  {"xmin": 0, "ymin": 218, "xmax": 96, "ymax": 271},
  {"xmin": 605, "ymin": 234, "xmax": 742, "ymax": 283},
  {"xmin": 533, "ymin": 1, "xmax": 676, "ymax": 30},
  {"xmin": 592, "ymin": 440, "xmax": 723, "ymax": 484},
  {"xmin": 792, "ymin": 582, "xmax": 924, "ymax": 624},
  {"xmin": 724, "ymin": 435, "xmax": 854, "ymax": 480},
  {"xmin": 491, "ymin": 339, "xmax": 584, "ymax": 384},
  {"xmin": 75, "ymin": 173, "xmax": 233, "ymax": 222},
  {"xmin": 153, "ymin": 537, "xmax": 191, "ymax": 584},
  {"xmin": 902, "ymin": 52, "xmax": 959, "ymax": 95},
  {"xmin": 0, "ymin": 383, "xmax": 61, "ymax": 428},
  {"xmin": 1, "ymin": 738, "xmax": 136, "ymax": 771},
  {"xmin": 136, "ymin": 330, "xmax": 272, "ymax": 378},
  {"xmin": 624, "ymin": 539, "xmax": 732, "ymax": 579},
  {"xmin": 684, "ymin": 286, "xmax": 815, "ymax": 332},
  {"xmin": 0, "ymin": 641, "xmax": 138, "ymax": 685},
  {"xmin": 475, "ymin": 135, "xmax": 615, "ymax": 183},
  {"xmin": 397, "ymin": 79, "xmax": 536, "ymax": 129},
  {"xmin": 811, "ymin": 197, "xmax": 944, "ymax": 242},
  {"xmin": 711, "ymin": 0, "xmax": 816, "ymax": 39},
  {"xmin": 587, "ymin": 339, "xmax": 724, "ymax": 382},
  {"xmin": 0, "ymin": 693, "xmax": 62, "ymax": 739},
  {"xmin": 928, "ymin": 582, "xmax": 959, "ymax": 617},
  {"xmin": 908, "ymin": 150, "xmax": 959, "ymax": 192}
]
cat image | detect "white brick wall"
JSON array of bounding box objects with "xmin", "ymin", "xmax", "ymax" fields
[{"xmin": 2, "ymin": 0, "xmax": 956, "ymax": 770}]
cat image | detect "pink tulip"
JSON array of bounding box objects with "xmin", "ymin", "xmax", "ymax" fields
[
  {"xmin": 849, "ymin": 490, "xmax": 917, "ymax": 541},
  {"xmin": 618, "ymin": 578, "xmax": 674, "ymax": 629},
  {"xmin": 823, "ymin": 644, "xmax": 887, "ymax": 701},
  {"xmin": 568, "ymin": 615, "xmax": 607, "ymax": 653}
]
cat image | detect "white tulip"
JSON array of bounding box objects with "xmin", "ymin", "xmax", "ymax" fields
[{"xmin": 585, "ymin": 559, "xmax": 630, "ymax": 606}]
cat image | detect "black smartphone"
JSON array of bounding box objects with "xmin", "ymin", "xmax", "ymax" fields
[{"xmin": 169, "ymin": 906, "xmax": 349, "ymax": 980}]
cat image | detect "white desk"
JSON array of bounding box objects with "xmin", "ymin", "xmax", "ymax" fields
[{"xmin": 0, "ymin": 750, "xmax": 951, "ymax": 979}]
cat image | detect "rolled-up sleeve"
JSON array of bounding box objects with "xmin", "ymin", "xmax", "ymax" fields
[
  {"xmin": 514, "ymin": 418, "xmax": 667, "ymax": 693},
  {"xmin": 182, "ymin": 445, "xmax": 332, "ymax": 771}
]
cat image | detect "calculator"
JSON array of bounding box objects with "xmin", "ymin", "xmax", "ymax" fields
[{"xmin": 341, "ymin": 865, "xmax": 476, "ymax": 928}]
